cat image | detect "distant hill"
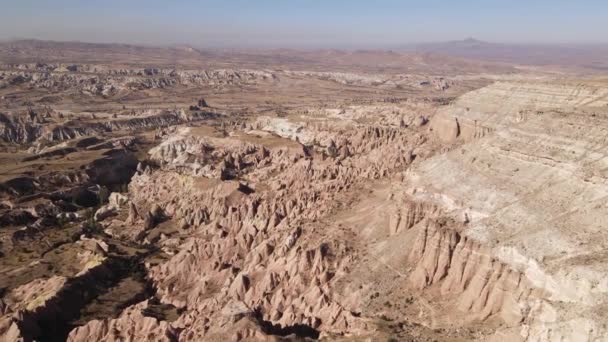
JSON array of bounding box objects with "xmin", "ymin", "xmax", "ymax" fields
[
  {"xmin": 0, "ymin": 39, "xmax": 516, "ymax": 74},
  {"xmin": 0, "ymin": 39, "xmax": 216, "ymax": 67},
  {"xmin": 401, "ymin": 38, "xmax": 608, "ymax": 71}
]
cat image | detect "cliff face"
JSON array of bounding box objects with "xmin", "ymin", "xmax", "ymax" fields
[
  {"xmin": 410, "ymin": 80, "xmax": 608, "ymax": 340},
  {"xmin": 430, "ymin": 81, "xmax": 608, "ymax": 143}
]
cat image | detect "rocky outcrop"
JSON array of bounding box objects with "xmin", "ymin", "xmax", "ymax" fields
[
  {"xmin": 389, "ymin": 200, "xmax": 439, "ymax": 235},
  {"xmin": 67, "ymin": 106, "xmax": 438, "ymax": 340},
  {"xmin": 285, "ymin": 71, "xmax": 455, "ymax": 92},
  {"xmin": 0, "ymin": 64, "xmax": 276, "ymax": 96},
  {"xmin": 0, "ymin": 111, "xmax": 46, "ymax": 144},
  {"xmin": 94, "ymin": 192, "xmax": 128, "ymax": 222},
  {"xmin": 67, "ymin": 301, "xmax": 179, "ymax": 342},
  {"xmin": 0, "ymin": 109, "xmax": 220, "ymax": 144},
  {"xmin": 0, "ymin": 249, "xmax": 115, "ymax": 341},
  {"xmin": 408, "ymin": 219, "xmax": 534, "ymax": 326}
]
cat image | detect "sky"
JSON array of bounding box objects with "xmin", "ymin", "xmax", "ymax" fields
[{"xmin": 0, "ymin": 0, "xmax": 607, "ymax": 48}]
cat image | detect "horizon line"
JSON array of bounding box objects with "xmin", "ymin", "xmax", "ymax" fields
[{"xmin": 3, "ymin": 37, "xmax": 608, "ymax": 51}]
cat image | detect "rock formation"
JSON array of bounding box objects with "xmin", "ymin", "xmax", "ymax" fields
[{"xmin": 1, "ymin": 42, "xmax": 607, "ymax": 342}]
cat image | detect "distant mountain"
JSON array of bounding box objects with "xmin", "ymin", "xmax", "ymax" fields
[{"xmin": 401, "ymin": 38, "xmax": 608, "ymax": 70}]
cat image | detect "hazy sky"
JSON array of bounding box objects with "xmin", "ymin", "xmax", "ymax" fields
[{"xmin": 1, "ymin": 0, "xmax": 606, "ymax": 47}]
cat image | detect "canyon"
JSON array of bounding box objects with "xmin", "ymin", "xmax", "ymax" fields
[{"xmin": 0, "ymin": 40, "xmax": 607, "ymax": 341}]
